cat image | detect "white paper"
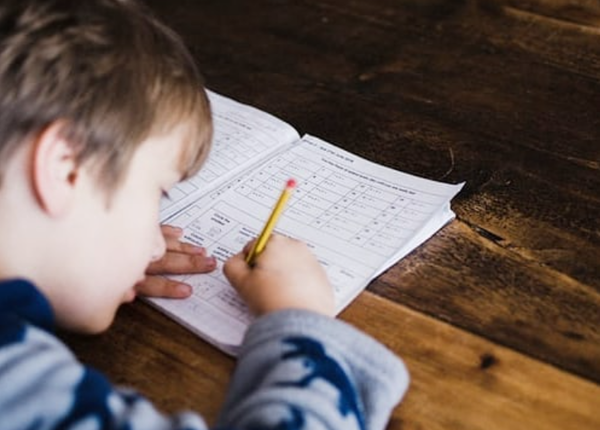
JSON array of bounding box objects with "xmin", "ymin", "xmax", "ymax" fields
[{"xmin": 146, "ymin": 92, "xmax": 464, "ymax": 355}]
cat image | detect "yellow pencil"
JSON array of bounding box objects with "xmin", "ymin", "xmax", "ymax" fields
[{"xmin": 245, "ymin": 178, "xmax": 297, "ymax": 265}]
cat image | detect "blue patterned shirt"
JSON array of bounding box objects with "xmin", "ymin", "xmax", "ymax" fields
[{"xmin": 0, "ymin": 279, "xmax": 408, "ymax": 429}]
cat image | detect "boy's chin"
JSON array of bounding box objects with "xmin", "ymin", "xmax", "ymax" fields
[
  {"xmin": 58, "ymin": 318, "xmax": 113, "ymax": 335},
  {"xmin": 57, "ymin": 308, "xmax": 118, "ymax": 335}
]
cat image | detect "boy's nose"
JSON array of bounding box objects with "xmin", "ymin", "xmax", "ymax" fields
[{"xmin": 150, "ymin": 225, "xmax": 167, "ymax": 263}]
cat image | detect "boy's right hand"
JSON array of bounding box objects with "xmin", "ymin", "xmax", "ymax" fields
[{"xmin": 223, "ymin": 234, "xmax": 335, "ymax": 317}]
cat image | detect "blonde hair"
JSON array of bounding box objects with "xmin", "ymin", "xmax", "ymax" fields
[{"xmin": 0, "ymin": 0, "xmax": 212, "ymax": 191}]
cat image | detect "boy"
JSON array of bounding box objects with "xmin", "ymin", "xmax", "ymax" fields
[{"xmin": 0, "ymin": 0, "xmax": 409, "ymax": 429}]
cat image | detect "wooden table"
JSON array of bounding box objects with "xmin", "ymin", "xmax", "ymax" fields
[{"xmin": 61, "ymin": 1, "xmax": 600, "ymax": 429}]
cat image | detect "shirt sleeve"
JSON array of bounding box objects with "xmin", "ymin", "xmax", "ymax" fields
[
  {"xmin": 216, "ymin": 309, "xmax": 409, "ymax": 430},
  {"xmin": 0, "ymin": 309, "xmax": 408, "ymax": 430},
  {"xmin": 0, "ymin": 316, "xmax": 208, "ymax": 430}
]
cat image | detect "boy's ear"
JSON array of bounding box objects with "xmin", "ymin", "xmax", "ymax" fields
[{"xmin": 31, "ymin": 122, "xmax": 80, "ymax": 217}]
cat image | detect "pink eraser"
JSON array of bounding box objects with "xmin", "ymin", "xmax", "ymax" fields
[{"xmin": 286, "ymin": 178, "xmax": 297, "ymax": 188}]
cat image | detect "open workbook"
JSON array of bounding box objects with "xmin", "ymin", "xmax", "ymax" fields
[{"xmin": 146, "ymin": 90, "xmax": 464, "ymax": 355}]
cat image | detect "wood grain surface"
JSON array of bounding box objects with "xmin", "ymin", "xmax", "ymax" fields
[{"xmin": 62, "ymin": 1, "xmax": 600, "ymax": 429}]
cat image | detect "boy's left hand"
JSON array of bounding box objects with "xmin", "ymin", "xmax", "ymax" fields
[{"xmin": 135, "ymin": 225, "xmax": 217, "ymax": 298}]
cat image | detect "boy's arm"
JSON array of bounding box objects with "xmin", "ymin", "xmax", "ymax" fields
[
  {"xmin": 218, "ymin": 309, "xmax": 409, "ymax": 430},
  {"xmin": 218, "ymin": 235, "xmax": 409, "ymax": 430}
]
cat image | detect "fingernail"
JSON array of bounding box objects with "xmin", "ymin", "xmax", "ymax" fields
[
  {"xmin": 205, "ymin": 256, "xmax": 217, "ymax": 267},
  {"xmin": 176, "ymin": 283, "xmax": 192, "ymax": 296}
]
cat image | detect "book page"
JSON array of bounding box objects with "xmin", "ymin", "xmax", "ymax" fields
[
  {"xmin": 159, "ymin": 90, "xmax": 300, "ymax": 221},
  {"xmin": 147, "ymin": 134, "xmax": 464, "ymax": 355}
]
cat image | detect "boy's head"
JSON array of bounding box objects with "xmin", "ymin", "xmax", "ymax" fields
[
  {"xmin": 0, "ymin": 0, "xmax": 212, "ymax": 332},
  {"xmin": 0, "ymin": 0, "xmax": 212, "ymax": 190}
]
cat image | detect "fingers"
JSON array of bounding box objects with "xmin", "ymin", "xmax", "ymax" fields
[
  {"xmin": 162, "ymin": 226, "xmax": 202, "ymax": 254},
  {"xmin": 242, "ymin": 239, "xmax": 255, "ymax": 255},
  {"xmin": 147, "ymin": 224, "xmax": 217, "ymax": 275},
  {"xmin": 223, "ymin": 250, "xmax": 250, "ymax": 288},
  {"xmin": 135, "ymin": 275, "xmax": 192, "ymax": 298},
  {"xmin": 161, "ymin": 224, "xmax": 184, "ymax": 239},
  {"xmin": 146, "ymin": 250, "xmax": 216, "ymax": 275},
  {"xmin": 242, "ymin": 235, "xmax": 293, "ymax": 267},
  {"xmin": 138, "ymin": 225, "xmax": 218, "ymax": 299}
]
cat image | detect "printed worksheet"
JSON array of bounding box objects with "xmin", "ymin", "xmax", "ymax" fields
[{"xmin": 149, "ymin": 132, "xmax": 463, "ymax": 355}]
